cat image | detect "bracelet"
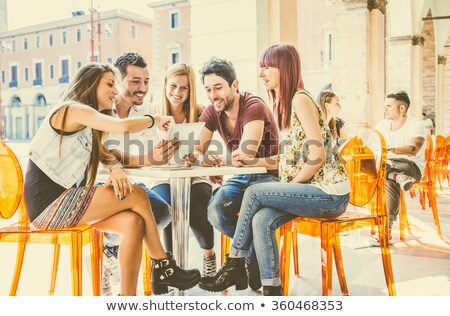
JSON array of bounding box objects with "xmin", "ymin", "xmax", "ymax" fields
[
  {"xmin": 144, "ymin": 114, "xmax": 155, "ymax": 129},
  {"xmin": 108, "ymin": 160, "xmax": 123, "ymax": 172}
]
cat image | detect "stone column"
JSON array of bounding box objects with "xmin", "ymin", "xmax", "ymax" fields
[
  {"xmin": 436, "ymin": 55, "xmax": 446, "ymax": 135},
  {"xmin": 268, "ymin": 0, "xmax": 297, "ymax": 47},
  {"xmin": 411, "ymin": 35, "xmax": 425, "ymax": 119},
  {"xmin": 368, "ymin": 0, "xmax": 387, "ymax": 128}
]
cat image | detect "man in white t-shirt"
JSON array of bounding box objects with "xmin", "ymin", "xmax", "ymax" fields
[
  {"xmin": 100, "ymin": 52, "xmax": 179, "ymax": 295},
  {"xmin": 422, "ymin": 112, "xmax": 434, "ymax": 135},
  {"xmin": 375, "ymin": 90, "xmax": 426, "ymax": 241}
]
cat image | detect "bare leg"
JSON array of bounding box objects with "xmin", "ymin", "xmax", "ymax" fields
[
  {"xmin": 79, "ymin": 185, "xmax": 166, "ymax": 259},
  {"xmin": 93, "ymin": 212, "xmax": 144, "ymax": 296}
]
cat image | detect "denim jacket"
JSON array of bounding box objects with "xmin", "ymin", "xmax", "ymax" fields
[{"xmin": 29, "ymin": 104, "xmax": 93, "ymax": 189}]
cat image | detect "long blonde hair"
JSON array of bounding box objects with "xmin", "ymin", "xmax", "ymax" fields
[
  {"xmin": 59, "ymin": 62, "xmax": 117, "ymax": 186},
  {"xmin": 161, "ymin": 63, "xmax": 199, "ymax": 123}
]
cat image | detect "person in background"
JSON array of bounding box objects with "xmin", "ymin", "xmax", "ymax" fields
[
  {"xmin": 149, "ymin": 63, "xmax": 216, "ymax": 277},
  {"xmin": 100, "ymin": 52, "xmax": 177, "ymax": 295},
  {"xmin": 375, "ymin": 91, "xmax": 426, "ymax": 242},
  {"xmin": 317, "ymin": 89, "xmax": 349, "ymax": 142},
  {"xmin": 199, "ymin": 44, "xmax": 350, "ymax": 296},
  {"xmin": 24, "ymin": 62, "xmax": 201, "ymax": 296},
  {"xmin": 189, "ymin": 57, "xmax": 280, "ymax": 291},
  {"xmin": 422, "ymin": 112, "xmax": 435, "ymax": 135}
]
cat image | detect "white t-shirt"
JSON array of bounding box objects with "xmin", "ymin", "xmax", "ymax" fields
[
  {"xmin": 102, "ymin": 102, "xmax": 161, "ymax": 187},
  {"xmin": 422, "ymin": 118, "xmax": 434, "ymax": 134},
  {"xmin": 375, "ymin": 117, "xmax": 427, "ymax": 174}
]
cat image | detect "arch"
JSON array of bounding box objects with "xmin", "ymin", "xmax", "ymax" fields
[
  {"xmin": 10, "ymin": 96, "xmax": 21, "ymax": 107},
  {"xmin": 34, "ymin": 93, "xmax": 47, "ymax": 107}
]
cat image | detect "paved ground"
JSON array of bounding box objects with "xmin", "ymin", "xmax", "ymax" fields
[{"xmin": 1, "ymin": 142, "xmax": 449, "ymax": 296}]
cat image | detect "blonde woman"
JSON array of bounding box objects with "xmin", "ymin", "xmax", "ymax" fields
[{"xmin": 151, "ymin": 63, "xmax": 217, "ymax": 277}]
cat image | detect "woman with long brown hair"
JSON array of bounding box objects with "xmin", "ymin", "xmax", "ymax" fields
[
  {"xmin": 24, "ymin": 62, "xmax": 200, "ymax": 295},
  {"xmin": 317, "ymin": 89, "xmax": 349, "ymax": 141},
  {"xmin": 199, "ymin": 44, "xmax": 350, "ymax": 296}
]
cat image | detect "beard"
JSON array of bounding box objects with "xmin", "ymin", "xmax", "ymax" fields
[
  {"xmin": 125, "ymin": 90, "xmax": 145, "ymax": 106},
  {"xmin": 214, "ymin": 94, "xmax": 234, "ymax": 112}
]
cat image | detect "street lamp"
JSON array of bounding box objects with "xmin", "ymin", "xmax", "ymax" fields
[{"xmin": 90, "ymin": 0, "xmax": 95, "ymax": 62}]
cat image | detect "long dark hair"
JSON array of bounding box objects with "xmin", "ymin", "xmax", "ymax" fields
[
  {"xmin": 59, "ymin": 62, "xmax": 117, "ymax": 186},
  {"xmin": 317, "ymin": 90, "xmax": 337, "ymax": 139},
  {"xmin": 259, "ymin": 44, "xmax": 304, "ymax": 130}
]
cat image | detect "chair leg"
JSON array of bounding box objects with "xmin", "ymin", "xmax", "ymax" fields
[
  {"xmin": 221, "ymin": 234, "xmax": 230, "ymax": 266},
  {"xmin": 280, "ymin": 229, "xmax": 292, "ymax": 296},
  {"xmin": 320, "ymin": 223, "xmax": 334, "ymax": 296},
  {"xmin": 9, "ymin": 236, "xmax": 27, "ymax": 296},
  {"xmin": 378, "ymin": 219, "xmax": 396, "ymax": 296},
  {"xmin": 142, "ymin": 247, "xmax": 152, "ymax": 296},
  {"xmin": 333, "ymin": 232, "xmax": 349, "ymax": 295},
  {"xmin": 70, "ymin": 232, "xmax": 83, "ymax": 296},
  {"xmin": 399, "ymin": 191, "xmax": 407, "ymax": 241},
  {"xmin": 90, "ymin": 230, "xmax": 102, "ymax": 296},
  {"xmin": 292, "ymin": 233, "xmax": 299, "ymax": 276},
  {"xmin": 49, "ymin": 243, "xmax": 60, "ymax": 295},
  {"xmin": 419, "ymin": 188, "xmax": 426, "ymax": 210},
  {"xmin": 428, "ymin": 182, "xmax": 442, "ymax": 236}
]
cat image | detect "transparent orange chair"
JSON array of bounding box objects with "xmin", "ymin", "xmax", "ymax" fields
[
  {"xmin": 0, "ymin": 140, "xmax": 102, "ymax": 295},
  {"xmin": 398, "ymin": 134, "xmax": 442, "ymax": 240},
  {"xmin": 280, "ymin": 130, "xmax": 396, "ymax": 296},
  {"xmin": 432, "ymin": 135, "xmax": 450, "ymax": 190}
]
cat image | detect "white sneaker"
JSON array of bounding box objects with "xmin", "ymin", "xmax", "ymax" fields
[
  {"xmin": 102, "ymin": 251, "xmax": 120, "ymax": 296},
  {"xmin": 395, "ymin": 173, "xmax": 415, "ymax": 191},
  {"xmin": 103, "ymin": 252, "xmax": 120, "ymax": 284},
  {"xmin": 369, "ymin": 232, "xmax": 393, "ymax": 247},
  {"xmin": 202, "ymin": 254, "xmax": 217, "ymax": 277},
  {"xmin": 102, "ymin": 266, "xmax": 113, "ymax": 296}
]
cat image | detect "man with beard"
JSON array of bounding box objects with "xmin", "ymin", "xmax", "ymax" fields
[
  {"xmin": 100, "ymin": 52, "xmax": 179, "ymax": 295},
  {"xmin": 192, "ymin": 57, "xmax": 279, "ymax": 292},
  {"xmin": 374, "ymin": 90, "xmax": 426, "ymax": 243}
]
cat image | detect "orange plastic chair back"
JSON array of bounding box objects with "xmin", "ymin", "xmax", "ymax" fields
[
  {"xmin": 340, "ymin": 135, "xmax": 379, "ymax": 208},
  {"xmin": 0, "ymin": 141, "xmax": 101, "ymax": 296},
  {"xmin": 0, "ymin": 141, "xmax": 23, "ymax": 220}
]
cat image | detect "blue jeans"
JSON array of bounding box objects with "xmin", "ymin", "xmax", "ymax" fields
[
  {"xmin": 103, "ymin": 182, "xmax": 172, "ymax": 248},
  {"xmin": 229, "ymin": 182, "xmax": 350, "ymax": 286},
  {"xmin": 207, "ymin": 173, "xmax": 278, "ymax": 263}
]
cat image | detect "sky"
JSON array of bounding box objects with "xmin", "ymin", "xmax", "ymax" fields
[{"xmin": 6, "ymin": 0, "xmax": 154, "ymax": 31}]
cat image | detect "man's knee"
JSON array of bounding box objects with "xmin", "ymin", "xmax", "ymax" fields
[{"xmin": 207, "ymin": 190, "xmax": 236, "ymax": 226}]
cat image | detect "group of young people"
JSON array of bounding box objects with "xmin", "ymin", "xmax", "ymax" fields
[{"xmin": 24, "ymin": 43, "xmax": 426, "ymax": 296}]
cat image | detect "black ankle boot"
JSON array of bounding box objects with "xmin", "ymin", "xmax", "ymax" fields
[
  {"xmin": 263, "ymin": 286, "xmax": 283, "ymax": 296},
  {"xmin": 151, "ymin": 252, "xmax": 201, "ymax": 295},
  {"xmin": 246, "ymin": 261, "xmax": 262, "ymax": 290},
  {"xmin": 198, "ymin": 255, "xmax": 248, "ymax": 292}
]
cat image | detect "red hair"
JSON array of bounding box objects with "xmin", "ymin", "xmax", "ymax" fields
[{"xmin": 259, "ymin": 44, "xmax": 304, "ymax": 130}]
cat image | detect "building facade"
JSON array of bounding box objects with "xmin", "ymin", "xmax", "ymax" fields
[
  {"xmin": 187, "ymin": 0, "xmax": 450, "ymax": 135},
  {"xmin": 147, "ymin": 0, "xmax": 190, "ymax": 103},
  {"xmin": 0, "ymin": 9, "xmax": 152, "ymax": 140}
]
